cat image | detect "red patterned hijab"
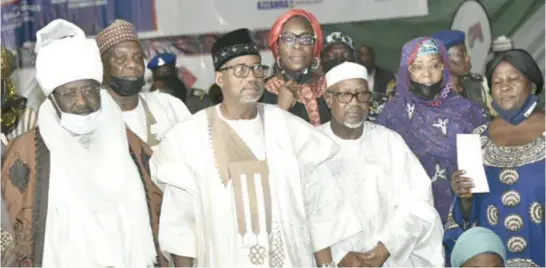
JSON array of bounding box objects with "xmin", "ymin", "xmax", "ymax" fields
[{"xmin": 266, "ymin": 9, "xmax": 325, "ymax": 126}]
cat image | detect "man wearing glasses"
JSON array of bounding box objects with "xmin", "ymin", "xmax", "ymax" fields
[
  {"xmin": 318, "ymin": 61, "xmax": 444, "ymax": 267},
  {"xmin": 152, "ymin": 28, "xmax": 359, "ymax": 267}
]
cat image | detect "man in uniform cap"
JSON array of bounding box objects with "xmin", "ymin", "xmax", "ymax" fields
[
  {"xmin": 319, "ymin": 60, "xmax": 444, "ymax": 267},
  {"xmin": 321, "ymin": 32, "xmax": 356, "ymax": 69},
  {"xmin": 96, "ymin": 20, "xmax": 191, "ymax": 150},
  {"xmin": 1, "ymin": 19, "xmax": 167, "ymax": 267},
  {"xmin": 432, "ymin": 29, "xmax": 495, "ymax": 117},
  {"xmin": 147, "ymin": 52, "xmax": 214, "ymax": 113},
  {"xmin": 152, "ymin": 28, "xmax": 359, "ymax": 267}
]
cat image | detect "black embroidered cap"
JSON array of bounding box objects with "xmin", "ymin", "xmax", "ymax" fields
[{"xmin": 212, "ymin": 28, "xmax": 260, "ymax": 71}]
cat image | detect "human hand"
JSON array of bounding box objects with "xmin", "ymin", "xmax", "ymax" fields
[
  {"xmin": 338, "ymin": 252, "xmax": 365, "ymax": 267},
  {"xmin": 359, "ymin": 242, "xmax": 390, "ymax": 267},
  {"xmin": 277, "ymin": 80, "xmax": 299, "ymax": 110},
  {"xmin": 451, "ymin": 169, "xmax": 474, "ymax": 199}
]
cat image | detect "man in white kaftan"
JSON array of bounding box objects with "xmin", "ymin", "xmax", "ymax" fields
[
  {"xmin": 319, "ymin": 61, "xmax": 444, "ymax": 267},
  {"xmin": 152, "ymin": 28, "xmax": 360, "ymax": 267},
  {"xmin": 96, "ymin": 20, "xmax": 191, "ymax": 150}
]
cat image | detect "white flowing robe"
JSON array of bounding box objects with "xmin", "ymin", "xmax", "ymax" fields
[
  {"xmin": 318, "ymin": 122, "xmax": 444, "ymax": 267},
  {"xmin": 122, "ymin": 90, "xmax": 191, "ymax": 150},
  {"xmin": 152, "ymin": 104, "xmax": 361, "ymax": 267}
]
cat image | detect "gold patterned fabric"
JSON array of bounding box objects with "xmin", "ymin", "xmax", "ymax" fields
[
  {"xmin": 1, "ymin": 228, "xmax": 15, "ymax": 267},
  {"xmin": 1, "ymin": 46, "xmax": 27, "ymax": 135}
]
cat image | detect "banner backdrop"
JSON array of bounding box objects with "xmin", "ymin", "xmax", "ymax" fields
[
  {"xmin": 1, "ymin": 0, "xmax": 156, "ymax": 51},
  {"xmin": 143, "ymin": 0, "xmax": 429, "ymax": 38},
  {"xmin": 3, "ymin": 0, "xmax": 429, "ymax": 99}
]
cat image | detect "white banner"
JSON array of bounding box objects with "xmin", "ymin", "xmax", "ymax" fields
[{"xmin": 140, "ymin": 0, "xmax": 429, "ymax": 38}]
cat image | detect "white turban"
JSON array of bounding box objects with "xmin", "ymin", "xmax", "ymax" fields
[
  {"xmin": 35, "ymin": 19, "xmax": 103, "ymax": 96},
  {"xmin": 325, "ymin": 62, "xmax": 368, "ymax": 88}
]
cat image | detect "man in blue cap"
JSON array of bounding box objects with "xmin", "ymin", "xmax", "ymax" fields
[
  {"xmin": 147, "ymin": 53, "xmax": 213, "ymax": 114},
  {"xmin": 432, "ymin": 29, "xmax": 494, "ymax": 117}
]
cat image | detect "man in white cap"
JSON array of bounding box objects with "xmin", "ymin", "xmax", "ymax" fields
[
  {"xmin": 1, "ymin": 19, "xmax": 167, "ymax": 267},
  {"xmin": 318, "ymin": 60, "xmax": 445, "ymax": 267},
  {"xmin": 152, "ymin": 28, "xmax": 360, "ymax": 267}
]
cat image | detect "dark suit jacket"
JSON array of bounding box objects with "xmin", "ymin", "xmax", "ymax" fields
[{"xmin": 372, "ymin": 66, "xmax": 395, "ymax": 93}]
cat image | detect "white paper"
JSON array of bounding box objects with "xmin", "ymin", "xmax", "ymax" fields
[{"xmin": 456, "ymin": 134, "xmax": 490, "ymax": 193}]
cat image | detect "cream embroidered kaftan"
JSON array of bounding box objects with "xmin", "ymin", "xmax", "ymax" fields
[
  {"xmin": 152, "ymin": 104, "xmax": 360, "ymax": 267},
  {"xmin": 319, "ymin": 122, "xmax": 445, "ymax": 267}
]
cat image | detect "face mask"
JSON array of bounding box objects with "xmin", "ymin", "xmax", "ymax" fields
[
  {"xmin": 107, "ymin": 76, "xmax": 144, "ymax": 96},
  {"xmin": 50, "ymin": 97, "xmax": 103, "ymax": 135},
  {"xmin": 411, "ymin": 80, "xmax": 443, "ymax": 100},
  {"xmin": 492, "ymin": 94, "xmax": 539, "ymax": 126}
]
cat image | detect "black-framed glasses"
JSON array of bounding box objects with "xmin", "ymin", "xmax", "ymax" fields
[
  {"xmin": 279, "ymin": 32, "xmax": 316, "ymax": 46},
  {"xmin": 218, "ymin": 64, "xmax": 269, "ymax": 78},
  {"xmin": 327, "ymin": 90, "xmax": 374, "ymax": 104}
]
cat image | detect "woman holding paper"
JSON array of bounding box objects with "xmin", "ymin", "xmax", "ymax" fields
[
  {"xmin": 444, "ymin": 49, "xmax": 545, "ymax": 267},
  {"xmin": 375, "ymin": 37, "xmax": 488, "ymax": 224}
]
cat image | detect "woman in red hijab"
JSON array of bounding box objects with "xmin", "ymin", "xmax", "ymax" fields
[{"xmin": 260, "ymin": 9, "xmax": 330, "ymax": 126}]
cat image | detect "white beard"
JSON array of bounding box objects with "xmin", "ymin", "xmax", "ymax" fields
[{"xmin": 344, "ymin": 120, "xmax": 364, "ymax": 129}]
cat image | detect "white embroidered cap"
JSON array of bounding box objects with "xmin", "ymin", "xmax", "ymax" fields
[
  {"xmin": 35, "ymin": 19, "xmax": 103, "ymax": 96},
  {"xmin": 325, "ymin": 61, "xmax": 368, "ymax": 88}
]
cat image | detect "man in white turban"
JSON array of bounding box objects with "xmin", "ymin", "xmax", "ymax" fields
[
  {"xmin": 318, "ymin": 60, "xmax": 445, "ymax": 267},
  {"xmin": 1, "ymin": 19, "xmax": 167, "ymax": 267}
]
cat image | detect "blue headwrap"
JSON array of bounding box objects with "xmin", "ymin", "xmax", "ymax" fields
[
  {"xmin": 432, "ymin": 30, "xmax": 466, "ymax": 50},
  {"xmin": 416, "ymin": 39, "xmax": 440, "ymax": 57},
  {"xmin": 451, "ymin": 227, "xmax": 506, "ymax": 267}
]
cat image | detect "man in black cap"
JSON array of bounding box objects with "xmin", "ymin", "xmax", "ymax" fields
[
  {"xmin": 152, "ymin": 28, "xmax": 359, "ymax": 268},
  {"xmin": 321, "ymin": 32, "xmax": 356, "ymax": 70}
]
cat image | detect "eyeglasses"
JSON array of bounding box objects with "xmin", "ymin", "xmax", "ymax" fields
[
  {"xmin": 279, "ymin": 33, "xmax": 316, "ymax": 46},
  {"xmin": 53, "ymin": 86, "xmax": 100, "ymax": 99},
  {"xmin": 218, "ymin": 64, "xmax": 269, "ymax": 78},
  {"xmin": 327, "ymin": 90, "xmax": 374, "ymax": 104},
  {"xmin": 408, "ymin": 62, "xmax": 444, "ymax": 74}
]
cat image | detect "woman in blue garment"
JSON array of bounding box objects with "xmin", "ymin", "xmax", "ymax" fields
[
  {"xmin": 376, "ymin": 37, "xmax": 488, "ymax": 224},
  {"xmin": 445, "ymin": 49, "xmax": 545, "ymax": 267}
]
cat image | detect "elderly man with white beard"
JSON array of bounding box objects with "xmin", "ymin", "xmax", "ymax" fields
[
  {"xmin": 1, "ymin": 20, "xmax": 167, "ymax": 267},
  {"xmin": 318, "ymin": 61, "xmax": 445, "ymax": 267}
]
